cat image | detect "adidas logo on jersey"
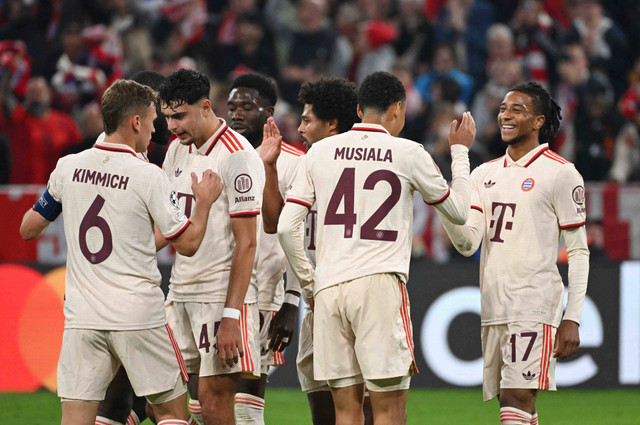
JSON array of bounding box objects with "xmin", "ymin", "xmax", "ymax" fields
[
  {"xmin": 484, "ymin": 180, "xmax": 496, "ymax": 188},
  {"xmin": 175, "ymin": 168, "xmax": 182, "ymax": 177},
  {"xmin": 522, "ymin": 371, "xmax": 536, "ymax": 381}
]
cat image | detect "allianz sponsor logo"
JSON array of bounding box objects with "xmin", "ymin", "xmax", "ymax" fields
[{"xmin": 235, "ymin": 195, "xmax": 255, "ymax": 203}]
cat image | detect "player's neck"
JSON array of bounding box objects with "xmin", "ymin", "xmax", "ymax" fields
[
  {"xmin": 506, "ymin": 137, "xmax": 541, "ymax": 162},
  {"xmin": 103, "ymin": 132, "xmax": 136, "ymax": 152},
  {"xmin": 195, "ymin": 115, "xmax": 222, "ymax": 149}
]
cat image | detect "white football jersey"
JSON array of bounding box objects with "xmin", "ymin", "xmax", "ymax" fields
[
  {"xmin": 285, "ymin": 123, "xmax": 456, "ymax": 293},
  {"xmin": 469, "ymin": 144, "xmax": 586, "ymax": 326},
  {"xmin": 48, "ymin": 141, "xmax": 190, "ymax": 330},
  {"xmin": 255, "ymin": 142, "xmax": 304, "ymax": 311},
  {"xmin": 163, "ymin": 119, "xmax": 265, "ymax": 303}
]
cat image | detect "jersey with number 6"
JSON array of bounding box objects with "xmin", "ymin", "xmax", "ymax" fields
[
  {"xmin": 47, "ymin": 141, "xmax": 190, "ymax": 330},
  {"xmin": 286, "ymin": 123, "xmax": 454, "ymax": 293},
  {"xmin": 163, "ymin": 119, "xmax": 265, "ymax": 303}
]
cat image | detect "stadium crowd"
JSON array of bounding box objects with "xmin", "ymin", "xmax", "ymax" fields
[{"xmin": 2, "ymin": 0, "xmax": 638, "ymax": 261}]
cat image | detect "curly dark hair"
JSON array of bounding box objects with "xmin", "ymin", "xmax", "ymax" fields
[
  {"xmin": 510, "ymin": 81, "xmax": 562, "ymax": 144},
  {"xmin": 230, "ymin": 73, "xmax": 278, "ymax": 106},
  {"xmin": 298, "ymin": 77, "xmax": 359, "ymax": 133},
  {"xmin": 358, "ymin": 71, "xmax": 406, "ymax": 114},
  {"xmin": 158, "ymin": 68, "xmax": 210, "ymax": 107}
]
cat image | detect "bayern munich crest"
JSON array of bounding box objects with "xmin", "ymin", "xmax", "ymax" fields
[
  {"xmin": 234, "ymin": 174, "xmax": 253, "ymax": 193},
  {"xmin": 572, "ymin": 185, "xmax": 585, "ymax": 205},
  {"xmin": 521, "ymin": 178, "xmax": 535, "ymax": 191}
]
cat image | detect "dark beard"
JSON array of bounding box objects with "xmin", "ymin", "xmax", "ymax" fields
[{"xmin": 244, "ymin": 128, "xmax": 262, "ymax": 148}]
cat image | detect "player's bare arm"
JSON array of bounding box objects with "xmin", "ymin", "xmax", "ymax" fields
[
  {"xmin": 260, "ymin": 117, "xmax": 284, "ymax": 233},
  {"xmin": 19, "ymin": 209, "xmax": 52, "ymax": 240},
  {"xmin": 448, "ymin": 111, "xmax": 476, "ymax": 149},
  {"xmin": 169, "ymin": 170, "xmax": 223, "ymax": 256},
  {"xmin": 217, "ymin": 216, "xmax": 257, "ymax": 367}
]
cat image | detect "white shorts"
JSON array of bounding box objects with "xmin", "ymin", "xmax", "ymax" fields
[
  {"xmin": 259, "ymin": 310, "xmax": 285, "ymax": 374},
  {"xmin": 314, "ymin": 273, "xmax": 417, "ymax": 383},
  {"xmin": 296, "ymin": 309, "xmax": 329, "ymax": 392},
  {"xmin": 165, "ymin": 301, "xmax": 261, "ymax": 378},
  {"xmin": 57, "ymin": 326, "xmax": 188, "ymax": 402},
  {"xmin": 482, "ymin": 322, "xmax": 557, "ymax": 401}
]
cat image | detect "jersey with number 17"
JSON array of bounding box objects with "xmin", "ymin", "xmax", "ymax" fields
[{"xmin": 286, "ymin": 123, "xmax": 453, "ymax": 293}]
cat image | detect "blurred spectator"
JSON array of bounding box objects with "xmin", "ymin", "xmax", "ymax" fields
[
  {"xmin": 415, "ymin": 42, "xmax": 474, "ymax": 106},
  {"xmin": 351, "ymin": 20, "xmax": 398, "ymax": 86},
  {"xmin": 393, "ymin": 0, "xmax": 434, "ymax": 72},
  {"xmin": 210, "ymin": 12, "xmax": 278, "ymax": 82},
  {"xmin": 485, "ymin": 23, "xmax": 516, "ymax": 69},
  {"xmin": 216, "ymin": 0, "xmax": 258, "ymax": 46},
  {"xmin": 565, "ymin": 0, "xmax": 629, "ymax": 99},
  {"xmin": 331, "ymin": 2, "xmax": 362, "ymax": 78},
  {"xmin": 433, "ymin": 0, "xmax": 494, "ymax": 86},
  {"xmin": 280, "ymin": 0, "xmax": 337, "ymax": 103},
  {"xmin": 64, "ymin": 101, "xmax": 104, "ymax": 155},
  {"xmin": 51, "ymin": 23, "xmax": 108, "ymax": 112},
  {"xmin": 0, "ymin": 76, "xmax": 82, "ymax": 184},
  {"xmin": 108, "ymin": 0, "xmax": 154, "ymax": 75},
  {"xmin": 0, "ymin": 40, "xmax": 31, "ymax": 99},
  {"xmin": 510, "ymin": 0, "xmax": 565, "ymax": 88},
  {"xmin": 610, "ymin": 97, "xmax": 640, "ymax": 183},
  {"xmin": 564, "ymin": 73, "xmax": 625, "ymax": 181},
  {"xmin": 618, "ymin": 56, "xmax": 640, "ymax": 120}
]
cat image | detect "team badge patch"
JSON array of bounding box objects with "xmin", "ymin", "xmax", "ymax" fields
[
  {"xmin": 521, "ymin": 178, "xmax": 535, "ymax": 191},
  {"xmin": 234, "ymin": 174, "xmax": 253, "ymax": 193},
  {"xmin": 572, "ymin": 185, "xmax": 585, "ymax": 205}
]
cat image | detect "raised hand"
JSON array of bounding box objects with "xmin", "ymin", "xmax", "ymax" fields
[
  {"xmin": 260, "ymin": 117, "xmax": 283, "ymax": 166},
  {"xmin": 448, "ymin": 111, "xmax": 476, "ymax": 150}
]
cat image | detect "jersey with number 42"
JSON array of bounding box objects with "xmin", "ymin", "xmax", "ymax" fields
[
  {"xmin": 47, "ymin": 141, "xmax": 190, "ymax": 330},
  {"xmin": 286, "ymin": 123, "xmax": 453, "ymax": 293}
]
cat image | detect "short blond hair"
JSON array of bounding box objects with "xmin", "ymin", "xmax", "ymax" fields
[{"xmin": 101, "ymin": 79, "xmax": 157, "ymax": 135}]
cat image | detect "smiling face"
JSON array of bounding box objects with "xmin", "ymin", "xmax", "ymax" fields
[
  {"xmin": 135, "ymin": 103, "xmax": 157, "ymax": 153},
  {"xmin": 227, "ymin": 87, "xmax": 270, "ymax": 148},
  {"xmin": 498, "ymin": 91, "xmax": 544, "ymax": 147},
  {"xmin": 162, "ymin": 99, "xmax": 207, "ymax": 146}
]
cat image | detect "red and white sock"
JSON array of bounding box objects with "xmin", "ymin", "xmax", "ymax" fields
[
  {"xmin": 234, "ymin": 393, "xmax": 265, "ymax": 425},
  {"xmin": 530, "ymin": 412, "xmax": 538, "ymax": 425},
  {"xmin": 95, "ymin": 417, "xmax": 124, "ymax": 425},
  {"xmin": 157, "ymin": 420, "xmax": 188, "ymax": 425},
  {"xmin": 188, "ymin": 399, "xmax": 203, "ymax": 425},
  {"xmin": 500, "ymin": 407, "xmax": 533, "ymax": 424},
  {"xmin": 125, "ymin": 411, "xmax": 140, "ymax": 425}
]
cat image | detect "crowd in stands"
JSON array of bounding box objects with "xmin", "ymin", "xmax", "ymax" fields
[{"xmin": 2, "ymin": 0, "xmax": 639, "ymax": 259}]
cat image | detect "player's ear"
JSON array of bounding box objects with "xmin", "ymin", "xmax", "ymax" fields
[
  {"xmin": 327, "ymin": 118, "xmax": 338, "ymax": 133},
  {"xmin": 357, "ymin": 104, "xmax": 363, "ymax": 119},
  {"xmin": 265, "ymin": 106, "xmax": 275, "ymax": 118},
  {"xmin": 200, "ymin": 98, "xmax": 212, "ymax": 116},
  {"xmin": 131, "ymin": 114, "xmax": 141, "ymax": 132},
  {"xmin": 534, "ymin": 114, "xmax": 545, "ymax": 131}
]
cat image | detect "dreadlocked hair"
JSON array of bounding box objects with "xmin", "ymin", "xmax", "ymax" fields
[{"xmin": 510, "ymin": 81, "xmax": 562, "ymax": 144}]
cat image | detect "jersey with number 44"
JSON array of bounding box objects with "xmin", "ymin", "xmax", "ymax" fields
[
  {"xmin": 286, "ymin": 123, "xmax": 454, "ymax": 293},
  {"xmin": 47, "ymin": 141, "xmax": 190, "ymax": 330}
]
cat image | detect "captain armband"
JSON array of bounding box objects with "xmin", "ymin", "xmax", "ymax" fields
[{"xmin": 33, "ymin": 190, "xmax": 62, "ymax": 222}]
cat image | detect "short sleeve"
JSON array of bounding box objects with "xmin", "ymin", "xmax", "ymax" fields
[
  {"xmin": 278, "ymin": 153, "xmax": 303, "ymax": 199},
  {"xmin": 285, "ymin": 153, "xmax": 315, "ymax": 209},
  {"xmin": 47, "ymin": 157, "xmax": 67, "ymax": 202},
  {"xmin": 146, "ymin": 167, "xmax": 191, "ymax": 239},
  {"xmin": 553, "ymin": 164, "xmax": 586, "ymax": 229},
  {"xmin": 409, "ymin": 145, "xmax": 451, "ymax": 204},
  {"xmin": 224, "ymin": 150, "xmax": 265, "ymax": 217}
]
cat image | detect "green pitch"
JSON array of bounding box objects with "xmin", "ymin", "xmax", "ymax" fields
[{"xmin": 1, "ymin": 388, "xmax": 639, "ymax": 424}]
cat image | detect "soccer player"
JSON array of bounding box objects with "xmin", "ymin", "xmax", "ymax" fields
[
  {"xmin": 95, "ymin": 69, "xmax": 173, "ymax": 425},
  {"xmin": 225, "ymin": 72, "xmax": 304, "ymax": 424},
  {"xmin": 158, "ymin": 68, "xmax": 265, "ymax": 425},
  {"xmin": 437, "ymin": 82, "xmax": 589, "ymax": 425},
  {"xmin": 19, "ymin": 79, "xmax": 223, "ymax": 425},
  {"xmin": 262, "ymin": 76, "xmax": 372, "ymax": 425},
  {"xmin": 278, "ymin": 71, "xmax": 476, "ymax": 425}
]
